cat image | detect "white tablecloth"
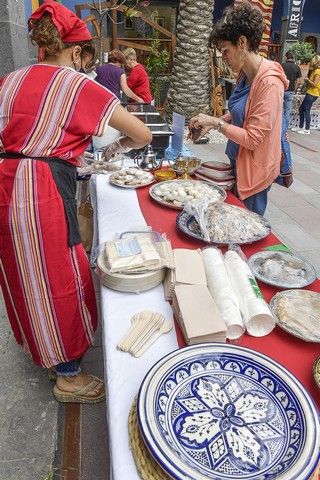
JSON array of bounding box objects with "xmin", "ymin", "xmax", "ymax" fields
[{"xmin": 91, "ymin": 174, "xmax": 178, "ymax": 480}]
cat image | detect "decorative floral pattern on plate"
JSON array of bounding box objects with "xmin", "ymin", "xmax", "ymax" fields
[{"xmin": 138, "ymin": 344, "xmax": 320, "ymax": 480}]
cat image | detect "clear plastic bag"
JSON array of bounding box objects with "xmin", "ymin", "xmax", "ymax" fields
[
  {"xmin": 184, "ymin": 199, "xmax": 270, "ymax": 244},
  {"xmin": 104, "ymin": 228, "xmax": 174, "ymax": 274},
  {"xmin": 224, "ymin": 249, "xmax": 275, "ymax": 337},
  {"xmin": 184, "ymin": 197, "xmax": 213, "ymax": 242}
]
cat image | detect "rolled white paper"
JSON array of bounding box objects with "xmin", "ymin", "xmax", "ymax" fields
[
  {"xmin": 202, "ymin": 248, "xmax": 244, "ymax": 340},
  {"xmin": 224, "ymin": 250, "xmax": 275, "ymax": 337},
  {"xmin": 245, "ymin": 297, "xmax": 276, "ymax": 337}
]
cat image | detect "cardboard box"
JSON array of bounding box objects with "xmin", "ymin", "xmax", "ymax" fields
[
  {"xmin": 172, "ymin": 284, "xmax": 226, "ymax": 345},
  {"xmin": 164, "ymin": 249, "xmax": 207, "ymax": 301}
]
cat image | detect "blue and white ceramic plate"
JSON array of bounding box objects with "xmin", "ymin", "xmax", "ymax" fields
[{"xmin": 138, "ymin": 344, "xmax": 320, "ymax": 480}]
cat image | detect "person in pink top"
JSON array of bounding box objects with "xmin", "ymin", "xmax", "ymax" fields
[{"xmin": 189, "ymin": 3, "xmax": 289, "ymax": 216}]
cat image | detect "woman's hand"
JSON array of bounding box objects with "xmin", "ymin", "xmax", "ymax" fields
[
  {"xmin": 188, "ymin": 113, "xmax": 219, "ymax": 141},
  {"xmin": 108, "ymin": 105, "xmax": 152, "ymax": 151},
  {"xmin": 102, "ymin": 138, "xmax": 132, "ymax": 161}
]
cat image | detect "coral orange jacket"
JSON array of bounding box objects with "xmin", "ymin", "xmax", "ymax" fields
[{"xmin": 224, "ymin": 59, "xmax": 289, "ymax": 200}]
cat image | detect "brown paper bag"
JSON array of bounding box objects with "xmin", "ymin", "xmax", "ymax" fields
[{"xmin": 77, "ymin": 201, "xmax": 93, "ymax": 252}]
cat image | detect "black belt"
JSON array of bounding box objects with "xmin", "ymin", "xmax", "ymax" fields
[{"xmin": 0, "ymin": 152, "xmax": 81, "ymax": 247}]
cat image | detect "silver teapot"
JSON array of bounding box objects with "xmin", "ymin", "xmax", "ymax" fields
[{"xmin": 134, "ymin": 145, "xmax": 162, "ymax": 171}]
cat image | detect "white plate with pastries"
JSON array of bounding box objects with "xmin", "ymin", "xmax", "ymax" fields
[
  {"xmin": 149, "ymin": 179, "xmax": 226, "ymax": 209},
  {"xmin": 109, "ymin": 167, "xmax": 155, "ymax": 189}
]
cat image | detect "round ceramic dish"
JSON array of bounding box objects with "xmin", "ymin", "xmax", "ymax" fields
[
  {"xmin": 248, "ymin": 251, "xmax": 317, "ymax": 289},
  {"xmin": 149, "ymin": 180, "xmax": 226, "ymax": 210},
  {"xmin": 154, "ymin": 169, "xmax": 177, "ymax": 182},
  {"xmin": 270, "ymin": 289, "xmax": 320, "ymax": 342},
  {"xmin": 313, "ymin": 356, "xmax": 320, "ymax": 390},
  {"xmin": 196, "ymin": 161, "xmax": 233, "ymax": 180},
  {"xmin": 109, "ymin": 170, "xmax": 154, "ymax": 189},
  {"xmin": 138, "ymin": 343, "xmax": 320, "ymax": 480},
  {"xmin": 194, "ymin": 171, "xmax": 235, "ymax": 190},
  {"xmin": 200, "ymin": 160, "xmax": 233, "ymax": 171},
  {"xmin": 176, "ymin": 210, "xmax": 271, "ymax": 245},
  {"xmin": 96, "ymin": 252, "xmax": 165, "ymax": 293}
]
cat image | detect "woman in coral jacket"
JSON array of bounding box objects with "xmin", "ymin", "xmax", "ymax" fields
[{"xmin": 189, "ymin": 3, "xmax": 289, "ymax": 216}]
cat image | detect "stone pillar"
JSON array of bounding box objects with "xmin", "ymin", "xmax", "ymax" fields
[{"xmin": 0, "ymin": 0, "xmax": 29, "ymax": 76}]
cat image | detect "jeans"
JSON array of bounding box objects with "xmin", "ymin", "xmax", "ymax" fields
[
  {"xmin": 299, "ymin": 93, "xmax": 318, "ymax": 130},
  {"xmin": 243, "ymin": 186, "xmax": 271, "ymax": 216},
  {"xmin": 55, "ymin": 359, "xmax": 81, "ymax": 377},
  {"xmin": 283, "ymin": 91, "xmax": 294, "ymax": 128},
  {"xmin": 274, "ymin": 114, "xmax": 293, "ymax": 187}
]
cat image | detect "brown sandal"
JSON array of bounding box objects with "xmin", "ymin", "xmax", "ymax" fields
[{"xmin": 53, "ymin": 375, "xmax": 105, "ymax": 404}]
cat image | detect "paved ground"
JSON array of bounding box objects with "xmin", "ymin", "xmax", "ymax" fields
[{"xmin": 0, "ymin": 129, "xmax": 319, "ymax": 480}]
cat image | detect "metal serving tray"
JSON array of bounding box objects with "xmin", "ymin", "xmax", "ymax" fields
[
  {"xmin": 124, "ymin": 103, "xmax": 157, "ymax": 113},
  {"xmin": 149, "ymin": 125, "xmax": 173, "ymax": 135}
]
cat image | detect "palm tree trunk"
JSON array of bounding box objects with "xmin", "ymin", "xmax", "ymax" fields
[{"xmin": 166, "ymin": 0, "xmax": 215, "ymax": 121}]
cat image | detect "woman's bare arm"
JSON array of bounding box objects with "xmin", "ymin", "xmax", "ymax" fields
[
  {"xmin": 108, "ymin": 104, "xmax": 152, "ymax": 150},
  {"xmin": 120, "ymin": 74, "xmax": 143, "ymax": 103},
  {"xmin": 306, "ymin": 74, "xmax": 320, "ymax": 88}
]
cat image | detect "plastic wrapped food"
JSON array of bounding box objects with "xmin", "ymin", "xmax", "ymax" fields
[{"xmin": 184, "ymin": 198, "xmax": 270, "ymax": 243}]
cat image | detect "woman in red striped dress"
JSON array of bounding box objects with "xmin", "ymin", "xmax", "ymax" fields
[{"xmin": 0, "ymin": 0, "xmax": 151, "ymax": 403}]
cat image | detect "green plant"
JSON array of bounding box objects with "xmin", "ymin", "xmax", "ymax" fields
[
  {"xmin": 43, "ymin": 473, "xmax": 53, "ymax": 480},
  {"xmin": 291, "ymin": 41, "xmax": 315, "ymax": 64},
  {"xmin": 146, "ymin": 38, "xmax": 170, "ymax": 106}
]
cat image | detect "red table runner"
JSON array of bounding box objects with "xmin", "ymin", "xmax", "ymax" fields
[{"xmin": 137, "ymin": 188, "xmax": 320, "ymax": 409}]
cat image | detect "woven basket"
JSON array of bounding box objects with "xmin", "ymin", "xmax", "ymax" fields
[
  {"xmin": 129, "ymin": 398, "xmax": 170, "ymax": 480},
  {"xmin": 128, "ymin": 397, "xmax": 320, "ymax": 480}
]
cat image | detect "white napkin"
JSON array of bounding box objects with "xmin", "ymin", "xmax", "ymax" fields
[{"xmin": 202, "ymin": 248, "xmax": 244, "ymax": 340}]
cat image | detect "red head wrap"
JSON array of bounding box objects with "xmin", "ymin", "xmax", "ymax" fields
[{"xmin": 28, "ymin": 0, "xmax": 92, "ymax": 43}]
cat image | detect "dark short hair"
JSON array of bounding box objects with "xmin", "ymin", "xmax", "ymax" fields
[
  {"xmin": 285, "ymin": 50, "xmax": 294, "ymax": 60},
  {"xmin": 210, "ymin": 2, "xmax": 264, "ymax": 52}
]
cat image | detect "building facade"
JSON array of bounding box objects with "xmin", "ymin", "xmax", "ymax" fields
[{"xmin": 24, "ymin": 0, "xmax": 319, "ymax": 54}]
